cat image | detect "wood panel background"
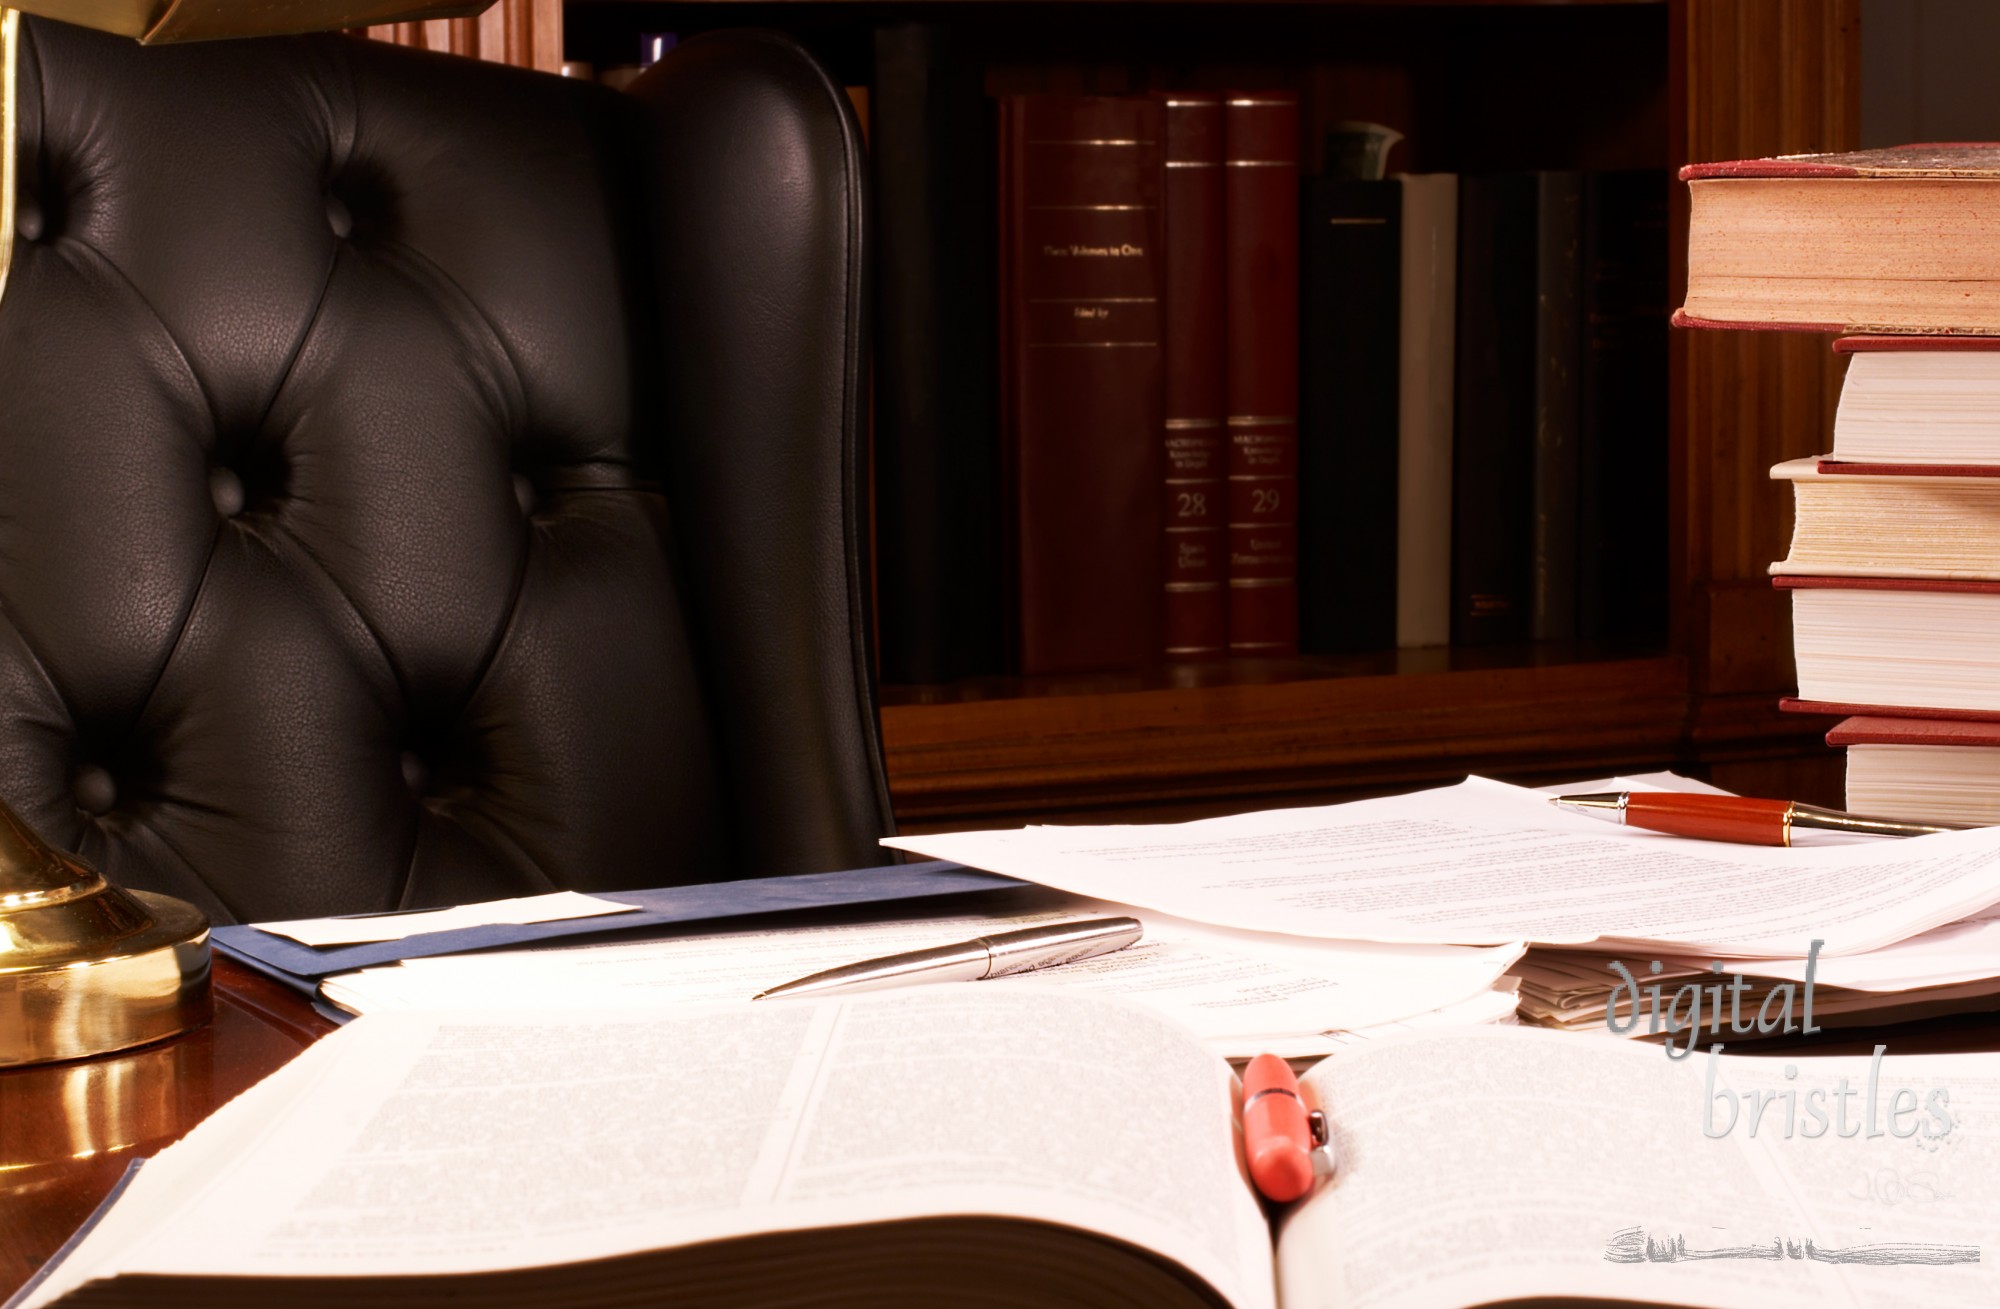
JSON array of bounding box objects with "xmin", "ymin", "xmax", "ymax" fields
[
  {"xmin": 355, "ymin": 0, "xmax": 561, "ymax": 72},
  {"xmin": 1669, "ymin": 0, "xmax": 1859, "ymax": 802},
  {"xmin": 1674, "ymin": 0, "xmax": 1859, "ymax": 695}
]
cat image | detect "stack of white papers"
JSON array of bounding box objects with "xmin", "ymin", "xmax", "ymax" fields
[
  {"xmin": 884, "ymin": 773, "xmax": 2000, "ymax": 1041},
  {"xmin": 883, "ymin": 775, "xmax": 2000, "ymax": 958},
  {"xmin": 324, "ymin": 772, "xmax": 2000, "ymax": 1050}
]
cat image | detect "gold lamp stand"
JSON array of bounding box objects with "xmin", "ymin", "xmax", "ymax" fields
[{"xmin": 0, "ymin": 798, "xmax": 210, "ymax": 1067}]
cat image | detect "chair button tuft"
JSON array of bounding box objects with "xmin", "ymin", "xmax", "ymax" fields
[
  {"xmin": 15, "ymin": 197, "xmax": 43, "ymax": 243},
  {"xmin": 72, "ymin": 765, "xmax": 117, "ymax": 816},
  {"xmin": 400, "ymin": 751, "xmax": 431, "ymax": 796},
  {"xmin": 512, "ymin": 473, "xmax": 539, "ymax": 519},
  {"xmin": 209, "ymin": 467, "xmax": 246, "ymax": 519},
  {"xmin": 325, "ymin": 193, "xmax": 354, "ymax": 241}
]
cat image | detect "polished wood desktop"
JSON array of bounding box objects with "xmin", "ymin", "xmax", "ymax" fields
[{"xmin": 1, "ymin": 960, "xmax": 335, "ymax": 1302}]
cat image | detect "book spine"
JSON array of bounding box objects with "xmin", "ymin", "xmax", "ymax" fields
[
  {"xmin": 1160, "ymin": 93, "xmax": 1228, "ymax": 659},
  {"xmin": 1396, "ymin": 173, "xmax": 1457, "ymax": 648},
  {"xmin": 1002, "ymin": 96, "xmax": 1167, "ymax": 674},
  {"xmin": 1532, "ymin": 171, "xmax": 1582, "ymax": 644},
  {"xmin": 1299, "ymin": 176, "xmax": 1401, "ymax": 653},
  {"xmin": 1451, "ymin": 172, "xmax": 1538, "ymax": 645},
  {"xmin": 1223, "ymin": 94, "xmax": 1301, "ymax": 657},
  {"xmin": 1577, "ymin": 170, "xmax": 1670, "ymax": 646},
  {"xmin": 997, "ymin": 100, "xmax": 1020, "ymax": 670},
  {"xmin": 871, "ymin": 23, "xmax": 1003, "ymax": 683}
]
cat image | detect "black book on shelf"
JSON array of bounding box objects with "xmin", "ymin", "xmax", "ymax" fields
[
  {"xmin": 1531, "ymin": 171, "xmax": 1582, "ymax": 644},
  {"xmin": 1451, "ymin": 172, "xmax": 1539, "ymax": 646},
  {"xmin": 870, "ymin": 22, "xmax": 1004, "ymax": 683},
  {"xmin": 1298, "ymin": 176, "xmax": 1401, "ymax": 654},
  {"xmin": 1577, "ymin": 169, "xmax": 1670, "ymax": 647}
]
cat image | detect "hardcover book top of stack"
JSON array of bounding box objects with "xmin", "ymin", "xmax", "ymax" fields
[{"xmin": 1679, "ymin": 144, "xmax": 2000, "ymax": 334}]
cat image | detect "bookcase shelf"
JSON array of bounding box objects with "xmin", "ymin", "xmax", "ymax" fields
[
  {"xmin": 551, "ymin": 0, "xmax": 1861, "ymax": 828},
  {"xmin": 883, "ymin": 652, "xmax": 1837, "ymax": 829}
]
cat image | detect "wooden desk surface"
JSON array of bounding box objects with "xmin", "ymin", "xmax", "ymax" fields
[{"xmin": 0, "ymin": 959, "xmax": 335, "ymax": 1302}]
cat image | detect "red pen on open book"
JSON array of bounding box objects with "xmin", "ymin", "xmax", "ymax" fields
[
  {"xmin": 1549, "ymin": 791, "xmax": 1969, "ymax": 847},
  {"xmin": 1240, "ymin": 1053, "xmax": 1333, "ymax": 1203}
]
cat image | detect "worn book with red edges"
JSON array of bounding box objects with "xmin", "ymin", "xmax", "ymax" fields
[
  {"xmin": 1223, "ymin": 93, "xmax": 1300, "ymax": 656},
  {"xmin": 1000, "ymin": 95, "xmax": 1166, "ymax": 674},
  {"xmin": 1826, "ymin": 715, "xmax": 2000, "ymax": 747},
  {"xmin": 1160, "ymin": 92, "xmax": 1227, "ymax": 659},
  {"xmin": 1777, "ymin": 575, "xmax": 2000, "ymax": 716},
  {"xmin": 1784, "ymin": 697, "xmax": 2000, "ymax": 723},
  {"xmin": 1821, "ymin": 332, "xmax": 2000, "ymax": 469},
  {"xmin": 1827, "ymin": 714, "xmax": 2000, "ymax": 825},
  {"xmin": 1678, "ymin": 144, "xmax": 2000, "ymax": 334},
  {"xmin": 1770, "ymin": 456, "xmax": 2000, "ymax": 579}
]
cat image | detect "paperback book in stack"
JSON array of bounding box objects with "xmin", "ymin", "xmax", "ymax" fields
[{"xmin": 1680, "ymin": 143, "xmax": 2000, "ymax": 827}]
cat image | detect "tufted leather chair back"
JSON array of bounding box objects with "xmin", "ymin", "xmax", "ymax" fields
[{"xmin": 0, "ymin": 18, "xmax": 890, "ymax": 923}]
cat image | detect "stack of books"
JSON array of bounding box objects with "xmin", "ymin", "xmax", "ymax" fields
[{"xmin": 1680, "ymin": 143, "xmax": 2000, "ymax": 828}]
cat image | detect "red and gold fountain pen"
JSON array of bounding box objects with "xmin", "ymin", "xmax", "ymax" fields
[{"xmin": 1549, "ymin": 791, "xmax": 1972, "ymax": 847}]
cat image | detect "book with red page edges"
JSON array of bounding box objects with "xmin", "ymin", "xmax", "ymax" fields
[
  {"xmin": 1817, "ymin": 464, "xmax": 2000, "ymax": 477},
  {"xmin": 1834, "ymin": 334, "xmax": 2000, "ymax": 352},
  {"xmin": 1775, "ymin": 575, "xmax": 2000, "ymax": 593},
  {"xmin": 1784, "ymin": 698, "xmax": 2000, "ymax": 723},
  {"xmin": 1223, "ymin": 93, "xmax": 1300, "ymax": 656},
  {"xmin": 999, "ymin": 95, "xmax": 1166, "ymax": 674},
  {"xmin": 1819, "ymin": 331, "xmax": 2000, "ymax": 473},
  {"xmin": 1677, "ymin": 144, "xmax": 2000, "ymax": 334},
  {"xmin": 1825, "ymin": 715, "xmax": 2000, "ymax": 826},
  {"xmin": 1159, "ymin": 92, "xmax": 1227, "ymax": 659},
  {"xmin": 1826, "ymin": 716, "xmax": 2000, "ymax": 748},
  {"xmin": 1777, "ymin": 575, "xmax": 2000, "ymax": 717}
]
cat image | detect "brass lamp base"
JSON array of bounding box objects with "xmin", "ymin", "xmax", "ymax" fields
[{"xmin": 0, "ymin": 801, "xmax": 210, "ymax": 1068}]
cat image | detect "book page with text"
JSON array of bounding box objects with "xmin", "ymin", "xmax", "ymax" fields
[
  {"xmin": 1275, "ymin": 1027, "xmax": 2000, "ymax": 1309},
  {"xmin": 17, "ymin": 991, "xmax": 1274, "ymax": 1309}
]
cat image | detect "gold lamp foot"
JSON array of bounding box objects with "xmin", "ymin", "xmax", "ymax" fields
[{"xmin": 0, "ymin": 797, "xmax": 209, "ymax": 1068}]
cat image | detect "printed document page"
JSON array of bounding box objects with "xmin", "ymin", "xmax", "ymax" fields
[
  {"xmin": 319, "ymin": 889, "xmax": 1524, "ymax": 1055},
  {"xmin": 883, "ymin": 776, "xmax": 2000, "ymax": 956},
  {"xmin": 1277, "ymin": 1027, "xmax": 2000, "ymax": 1309},
  {"xmin": 17, "ymin": 993, "xmax": 1273, "ymax": 1309}
]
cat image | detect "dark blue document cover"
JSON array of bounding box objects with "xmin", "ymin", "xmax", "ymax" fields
[{"xmin": 211, "ymin": 860, "xmax": 1022, "ymax": 988}]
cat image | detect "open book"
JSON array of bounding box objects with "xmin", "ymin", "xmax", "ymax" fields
[{"xmin": 12, "ymin": 989, "xmax": 1998, "ymax": 1309}]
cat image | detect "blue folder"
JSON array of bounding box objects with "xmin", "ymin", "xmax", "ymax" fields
[{"xmin": 212, "ymin": 860, "xmax": 1026, "ymax": 1000}]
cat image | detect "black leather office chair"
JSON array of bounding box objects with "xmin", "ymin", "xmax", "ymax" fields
[{"xmin": 0, "ymin": 17, "xmax": 891, "ymax": 924}]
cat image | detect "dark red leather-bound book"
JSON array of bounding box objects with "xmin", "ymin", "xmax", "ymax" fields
[
  {"xmin": 1160, "ymin": 93, "xmax": 1227, "ymax": 659},
  {"xmin": 1678, "ymin": 144, "xmax": 2000, "ymax": 334},
  {"xmin": 1000, "ymin": 96, "xmax": 1166, "ymax": 674},
  {"xmin": 1223, "ymin": 94, "xmax": 1300, "ymax": 656}
]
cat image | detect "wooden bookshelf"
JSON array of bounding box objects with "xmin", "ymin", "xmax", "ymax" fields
[{"xmin": 539, "ymin": 0, "xmax": 1861, "ymax": 827}]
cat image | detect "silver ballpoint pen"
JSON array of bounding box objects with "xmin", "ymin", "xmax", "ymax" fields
[{"xmin": 751, "ymin": 916, "xmax": 1144, "ymax": 1000}]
